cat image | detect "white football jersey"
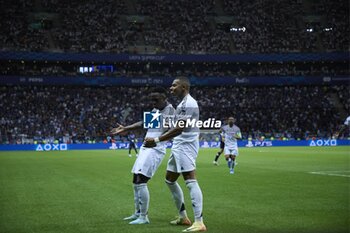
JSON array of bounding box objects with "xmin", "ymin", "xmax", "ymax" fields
[
  {"xmin": 222, "ymin": 124, "xmax": 241, "ymax": 148},
  {"xmin": 173, "ymin": 94, "xmax": 199, "ymax": 144}
]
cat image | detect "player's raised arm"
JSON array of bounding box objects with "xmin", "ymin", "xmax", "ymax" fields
[
  {"xmin": 110, "ymin": 121, "xmax": 143, "ymax": 135},
  {"xmin": 334, "ymin": 125, "xmax": 346, "ymax": 139},
  {"xmin": 334, "ymin": 116, "xmax": 350, "ymax": 139}
]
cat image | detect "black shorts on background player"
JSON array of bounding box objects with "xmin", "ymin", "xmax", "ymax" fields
[
  {"xmin": 220, "ymin": 141, "xmax": 225, "ymax": 149},
  {"xmin": 127, "ymin": 134, "xmax": 138, "ymax": 157}
]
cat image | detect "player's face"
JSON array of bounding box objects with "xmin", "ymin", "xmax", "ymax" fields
[
  {"xmin": 149, "ymin": 92, "xmax": 166, "ymax": 109},
  {"xmin": 170, "ymin": 79, "xmax": 183, "ymax": 98},
  {"xmin": 228, "ymin": 117, "xmax": 235, "ymax": 126}
]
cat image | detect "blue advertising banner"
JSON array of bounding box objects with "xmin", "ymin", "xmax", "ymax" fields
[
  {"xmin": 0, "ymin": 140, "xmax": 349, "ymax": 152},
  {"xmin": 1, "ymin": 75, "xmax": 349, "ymax": 86},
  {"xmin": 0, "ymin": 51, "xmax": 348, "ymax": 63}
]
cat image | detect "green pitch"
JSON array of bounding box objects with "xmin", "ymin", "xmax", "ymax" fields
[{"xmin": 0, "ymin": 147, "xmax": 349, "ymax": 233}]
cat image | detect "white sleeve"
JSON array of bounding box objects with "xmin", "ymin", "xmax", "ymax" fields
[{"xmin": 344, "ymin": 116, "xmax": 350, "ymax": 126}]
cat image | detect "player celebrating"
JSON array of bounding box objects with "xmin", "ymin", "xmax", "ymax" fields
[
  {"xmin": 111, "ymin": 87, "xmax": 175, "ymax": 225},
  {"xmin": 127, "ymin": 133, "xmax": 138, "ymax": 157},
  {"xmin": 213, "ymin": 131, "xmax": 225, "ymax": 165},
  {"xmin": 222, "ymin": 116, "xmax": 242, "ymax": 174},
  {"xmin": 334, "ymin": 115, "xmax": 350, "ymax": 139},
  {"xmin": 144, "ymin": 77, "xmax": 206, "ymax": 232}
]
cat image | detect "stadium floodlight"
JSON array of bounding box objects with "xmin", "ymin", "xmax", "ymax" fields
[
  {"xmin": 306, "ymin": 28, "xmax": 313, "ymax": 32},
  {"xmin": 323, "ymin": 28, "xmax": 333, "ymax": 32},
  {"xmin": 230, "ymin": 27, "xmax": 246, "ymax": 32}
]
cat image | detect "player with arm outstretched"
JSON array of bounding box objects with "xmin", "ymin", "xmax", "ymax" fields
[
  {"xmin": 334, "ymin": 115, "xmax": 350, "ymax": 139},
  {"xmin": 144, "ymin": 77, "xmax": 206, "ymax": 232},
  {"xmin": 222, "ymin": 116, "xmax": 242, "ymax": 174},
  {"xmin": 110, "ymin": 87, "xmax": 175, "ymax": 225}
]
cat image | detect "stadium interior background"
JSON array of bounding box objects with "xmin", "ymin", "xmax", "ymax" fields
[{"xmin": 0, "ymin": 0, "xmax": 349, "ymax": 145}]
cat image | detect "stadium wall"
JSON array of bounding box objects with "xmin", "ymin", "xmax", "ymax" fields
[{"xmin": 0, "ymin": 140, "xmax": 349, "ymax": 152}]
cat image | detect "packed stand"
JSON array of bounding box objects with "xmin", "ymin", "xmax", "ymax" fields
[
  {"xmin": 0, "ymin": 85, "xmax": 346, "ymax": 144},
  {"xmin": 317, "ymin": 0, "xmax": 349, "ymax": 51},
  {"xmin": 0, "ymin": 0, "xmax": 49, "ymax": 51},
  {"xmin": 332, "ymin": 85, "xmax": 350, "ymax": 112},
  {"xmin": 136, "ymin": 0, "xmax": 228, "ymax": 54},
  {"xmin": 45, "ymin": 0, "xmax": 129, "ymax": 52},
  {"xmin": 0, "ymin": 0, "xmax": 348, "ymax": 53}
]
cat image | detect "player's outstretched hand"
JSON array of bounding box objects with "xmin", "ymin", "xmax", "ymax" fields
[
  {"xmin": 110, "ymin": 124, "xmax": 125, "ymax": 135},
  {"xmin": 144, "ymin": 137, "xmax": 156, "ymax": 148},
  {"xmin": 333, "ymin": 132, "xmax": 339, "ymax": 139}
]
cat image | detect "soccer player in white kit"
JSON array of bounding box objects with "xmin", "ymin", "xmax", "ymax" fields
[
  {"xmin": 222, "ymin": 116, "xmax": 242, "ymax": 174},
  {"xmin": 111, "ymin": 87, "xmax": 175, "ymax": 225},
  {"xmin": 144, "ymin": 77, "xmax": 206, "ymax": 232},
  {"xmin": 334, "ymin": 115, "xmax": 350, "ymax": 138}
]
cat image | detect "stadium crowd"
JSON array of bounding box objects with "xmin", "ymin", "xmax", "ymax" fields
[
  {"xmin": 0, "ymin": 0, "xmax": 348, "ymax": 53},
  {"xmin": 0, "ymin": 0, "xmax": 348, "ymax": 145},
  {"xmin": 0, "ymin": 85, "xmax": 346, "ymax": 144},
  {"xmin": 0, "ymin": 1, "xmax": 49, "ymax": 52}
]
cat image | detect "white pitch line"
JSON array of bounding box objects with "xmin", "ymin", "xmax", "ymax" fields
[{"xmin": 309, "ymin": 171, "xmax": 350, "ymax": 178}]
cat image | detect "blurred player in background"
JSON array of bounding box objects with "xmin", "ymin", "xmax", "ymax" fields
[
  {"xmin": 111, "ymin": 87, "xmax": 174, "ymax": 225},
  {"xmin": 127, "ymin": 133, "xmax": 138, "ymax": 157},
  {"xmin": 144, "ymin": 77, "xmax": 206, "ymax": 232},
  {"xmin": 213, "ymin": 131, "xmax": 225, "ymax": 165},
  {"xmin": 222, "ymin": 116, "xmax": 242, "ymax": 174},
  {"xmin": 334, "ymin": 115, "xmax": 350, "ymax": 139}
]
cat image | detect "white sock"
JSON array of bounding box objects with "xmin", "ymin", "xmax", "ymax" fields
[
  {"xmin": 133, "ymin": 184, "xmax": 140, "ymax": 215},
  {"xmin": 185, "ymin": 179, "xmax": 203, "ymax": 222},
  {"xmin": 166, "ymin": 180, "xmax": 187, "ymax": 218},
  {"xmin": 136, "ymin": 183, "xmax": 149, "ymax": 217}
]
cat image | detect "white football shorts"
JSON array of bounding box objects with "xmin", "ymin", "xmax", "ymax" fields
[
  {"xmin": 167, "ymin": 140, "xmax": 199, "ymax": 173},
  {"xmin": 131, "ymin": 146, "xmax": 166, "ymax": 178},
  {"xmin": 224, "ymin": 146, "xmax": 239, "ymax": 156}
]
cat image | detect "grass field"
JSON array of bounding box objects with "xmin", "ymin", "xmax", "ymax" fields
[{"xmin": 0, "ymin": 147, "xmax": 349, "ymax": 233}]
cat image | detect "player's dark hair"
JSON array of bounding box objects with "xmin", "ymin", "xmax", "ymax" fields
[
  {"xmin": 149, "ymin": 86, "xmax": 167, "ymax": 95},
  {"xmin": 175, "ymin": 76, "xmax": 190, "ymax": 90}
]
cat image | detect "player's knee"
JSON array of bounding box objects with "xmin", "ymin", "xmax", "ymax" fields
[
  {"xmin": 134, "ymin": 174, "xmax": 149, "ymax": 184},
  {"xmin": 165, "ymin": 174, "xmax": 176, "ymax": 183},
  {"xmin": 182, "ymin": 171, "xmax": 196, "ymax": 180},
  {"xmin": 165, "ymin": 171, "xmax": 179, "ymax": 182},
  {"xmin": 165, "ymin": 179, "xmax": 175, "ymax": 185},
  {"xmin": 132, "ymin": 173, "xmax": 137, "ymax": 184}
]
